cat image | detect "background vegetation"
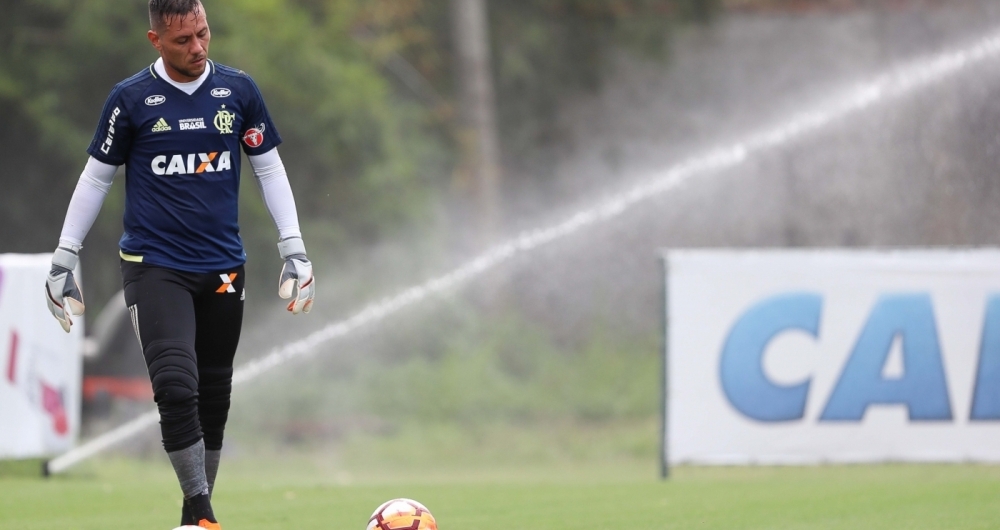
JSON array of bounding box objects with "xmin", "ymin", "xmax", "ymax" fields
[{"xmin": 226, "ymin": 306, "xmax": 660, "ymax": 460}]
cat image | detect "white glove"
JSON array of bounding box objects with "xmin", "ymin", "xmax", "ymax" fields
[
  {"xmin": 45, "ymin": 247, "xmax": 85, "ymax": 332},
  {"xmin": 277, "ymin": 237, "xmax": 314, "ymax": 314}
]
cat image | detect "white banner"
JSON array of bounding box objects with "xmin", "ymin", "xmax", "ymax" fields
[
  {"xmin": 665, "ymin": 249, "xmax": 1000, "ymax": 466},
  {"xmin": 0, "ymin": 254, "xmax": 82, "ymax": 459}
]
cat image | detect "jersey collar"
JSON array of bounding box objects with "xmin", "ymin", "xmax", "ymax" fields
[{"xmin": 149, "ymin": 58, "xmax": 215, "ymax": 98}]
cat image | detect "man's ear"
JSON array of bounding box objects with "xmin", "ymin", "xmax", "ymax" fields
[{"xmin": 147, "ymin": 29, "xmax": 161, "ymax": 52}]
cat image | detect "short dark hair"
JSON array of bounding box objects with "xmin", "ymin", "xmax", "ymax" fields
[{"xmin": 149, "ymin": 0, "xmax": 202, "ymax": 30}]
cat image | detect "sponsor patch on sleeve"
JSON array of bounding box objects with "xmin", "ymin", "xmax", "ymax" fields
[{"xmin": 242, "ymin": 123, "xmax": 266, "ymax": 148}]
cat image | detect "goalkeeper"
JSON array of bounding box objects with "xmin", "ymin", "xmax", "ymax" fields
[{"xmin": 43, "ymin": 1, "xmax": 314, "ymax": 528}]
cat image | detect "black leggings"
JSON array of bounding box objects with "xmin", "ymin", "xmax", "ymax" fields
[{"xmin": 121, "ymin": 261, "xmax": 245, "ymax": 453}]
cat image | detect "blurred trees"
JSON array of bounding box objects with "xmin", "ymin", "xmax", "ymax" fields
[
  {"xmin": 451, "ymin": 0, "xmax": 502, "ymax": 240},
  {"xmin": 0, "ymin": 0, "xmax": 717, "ymax": 316},
  {"xmin": 378, "ymin": 0, "xmax": 718, "ymax": 181}
]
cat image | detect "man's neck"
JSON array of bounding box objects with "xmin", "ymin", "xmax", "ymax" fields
[{"xmin": 154, "ymin": 57, "xmax": 210, "ymax": 95}]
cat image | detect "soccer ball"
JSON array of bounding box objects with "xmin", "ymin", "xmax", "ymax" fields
[{"xmin": 366, "ymin": 498, "xmax": 438, "ymax": 530}]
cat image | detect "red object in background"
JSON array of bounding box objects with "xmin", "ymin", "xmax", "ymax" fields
[
  {"xmin": 82, "ymin": 376, "xmax": 153, "ymax": 401},
  {"xmin": 6, "ymin": 330, "xmax": 17, "ymax": 383},
  {"xmin": 41, "ymin": 382, "xmax": 68, "ymax": 435}
]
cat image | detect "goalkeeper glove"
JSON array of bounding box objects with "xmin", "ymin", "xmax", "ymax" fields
[
  {"xmin": 45, "ymin": 247, "xmax": 85, "ymax": 332},
  {"xmin": 277, "ymin": 237, "xmax": 314, "ymax": 314}
]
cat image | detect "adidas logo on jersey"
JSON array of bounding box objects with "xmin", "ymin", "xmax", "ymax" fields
[
  {"xmin": 151, "ymin": 118, "xmax": 172, "ymax": 132},
  {"xmin": 151, "ymin": 151, "xmax": 232, "ymax": 175}
]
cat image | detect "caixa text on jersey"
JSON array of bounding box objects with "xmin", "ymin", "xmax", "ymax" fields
[{"xmin": 151, "ymin": 151, "xmax": 232, "ymax": 175}]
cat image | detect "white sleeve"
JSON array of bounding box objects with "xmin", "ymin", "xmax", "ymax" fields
[
  {"xmin": 58, "ymin": 157, "xmax": 119, "ymax": 250},
  {"xmin": 248, "ymin": 148, "xmax": 302, "ymax": 241}
]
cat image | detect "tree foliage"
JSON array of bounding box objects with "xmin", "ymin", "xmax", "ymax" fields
[{"xmin": 369, "ymin": 0, "xmax": 719, "ymax": 176}]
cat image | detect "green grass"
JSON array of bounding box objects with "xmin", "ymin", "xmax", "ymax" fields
[
  {"xmin": 5, "ymin": 312, "xmax": 998, "ymax": 529},
  {"xmin": 11, "ymin": 309, "xmax": 996, "ymax": 528},
  {"xmin": 3, "ymin": 455, "xmax": 1000, "ymax": 529}
]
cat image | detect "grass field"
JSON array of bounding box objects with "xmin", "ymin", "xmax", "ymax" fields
[{"xmin": 3, "ymin": 454, "xmax": 1000, "ymax": 530}]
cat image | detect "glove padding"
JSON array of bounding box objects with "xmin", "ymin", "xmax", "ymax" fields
[
  {"xmin": 45, "ymin": 247, "xmax": 85, "ymax": 332},
  {"xmin": 277, "ymin": 237, "xmax": 314, "ymax": 314}
]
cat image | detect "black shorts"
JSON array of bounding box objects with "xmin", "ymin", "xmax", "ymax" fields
[{"xmin": 121, "ymin": 260, "xmax": 245, "ymax": 451}]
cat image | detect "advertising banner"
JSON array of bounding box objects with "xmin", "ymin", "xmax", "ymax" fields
[
  {"xmin": 0, "ymin": 254, "xmax": 82, "ymax": 459},
  {"xmin": 665, "ymin": 249, "xmax": 1000, "ymax": 466}
]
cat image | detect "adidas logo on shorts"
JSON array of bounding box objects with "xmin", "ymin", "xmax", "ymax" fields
[{"xmin": 152, "ymin": 118, "xmax": 172, "ymax": 132}]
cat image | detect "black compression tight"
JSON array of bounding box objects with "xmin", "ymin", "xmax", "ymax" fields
[{"xmin": 122, "ymin": 261, "xmax": 244, "ymax": 452}]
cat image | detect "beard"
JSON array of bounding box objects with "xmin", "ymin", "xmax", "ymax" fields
[{"xmin": 170, "ymin": 58, "xmax": 206, "ymax": 80}]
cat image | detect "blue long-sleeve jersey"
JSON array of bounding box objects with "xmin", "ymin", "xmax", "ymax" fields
[{"xmin": 87, "ymin": 60, "xmax": 282, "ymax": 273}]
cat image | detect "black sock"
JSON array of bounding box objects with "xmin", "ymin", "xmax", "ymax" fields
[
  {"xmin": 181, "ymin": 498, "xmax": 194, "ymax": 526},
  {"xmin": 186, "ymin": 492, "xmax": 217, "ymax": 523}
]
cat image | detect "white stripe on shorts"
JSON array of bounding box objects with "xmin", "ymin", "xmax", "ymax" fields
[{"xmin": 128, "ymin": 304, "xmax": 142, "ymax": 346}]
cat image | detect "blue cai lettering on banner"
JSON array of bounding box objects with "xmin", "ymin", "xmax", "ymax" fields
[
  {"xmin": 720, "ymin": 293, "xmax": 821, "ymax": 422},
  {"xmin": 970, "ymin": 295, "xmax": 1000, "ymax": 420},
  {"xmin": 720, "ymin": 292, "xmax": 957, "ymax": 423},
  {"xmin": 820, "ymin": 294, "xmax": 952, "ymax": 421}
]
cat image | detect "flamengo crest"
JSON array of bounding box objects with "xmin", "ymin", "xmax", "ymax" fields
[{"xmin": 214, "ymin": 107, "xmax": 235, "ymax": 134}]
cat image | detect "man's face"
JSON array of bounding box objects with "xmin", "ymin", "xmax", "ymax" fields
[{"xmin": 147, "ymin": 5, "xmax": 211, "ymax": 82}]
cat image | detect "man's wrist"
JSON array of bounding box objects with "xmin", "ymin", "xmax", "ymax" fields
[
  {"xmin": 57, "ymin": 239, "xmax": 83, "ymax": 253},
  {"xmin": 52, "ymin": 247, "xmax": 79, "ymax": 272},
  {"xmin": 277, "ymin": 237, "xmax": 307, "ymax": 260}
]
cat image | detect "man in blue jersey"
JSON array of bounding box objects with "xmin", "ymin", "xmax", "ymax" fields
[{"xmin": 43, "ymin": 1, "xmax": 314, "ymax": 528}]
